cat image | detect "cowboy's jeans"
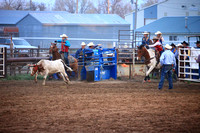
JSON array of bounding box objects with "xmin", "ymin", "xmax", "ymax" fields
[
  {"xmin": 64, "ymin": 52, "xmax": 69, "ymax": 66},
  {"xmin": 158, "ymin": 65, "xmax": 173, "ymax": 89}
]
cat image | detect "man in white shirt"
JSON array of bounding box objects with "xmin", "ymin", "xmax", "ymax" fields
[{"xmin": 158, "ymin": 44, "xmax": 176, "ymax": 90}]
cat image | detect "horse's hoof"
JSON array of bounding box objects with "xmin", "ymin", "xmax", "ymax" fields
[{"xmin": 65, "ymin": 81, "xmax": 71, "ymax": 85}]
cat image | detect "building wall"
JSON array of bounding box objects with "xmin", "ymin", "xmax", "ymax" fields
[
  {"xmin": 136, "ymin": 10, "xmax": 144, "ymax": 29},
  {"xmin": 157, "ymin": 0, "xmax": 200, "ymax": 19},
  {"xmin": 17, "ymin": 15, "xmax": 43, "ymax": 46},
  {"xmin": 16, "ymin": 14, "xmax": 130, "ymax": 48},
  {"xmin": 125, "ymin": 0, "xmax": 200, "ymax": 30},
  {"xmin": 124, "ymin": 13, "xmax": 133, "ymax": 30},
  {"xmin": 162, "ymin": 34, "xmax": 198, "ymax": 47},
  {"xmin": 39, "ymin": 25, "xmax": 130, "ymax": 48},
  {"xmin": 17, "ymin": 15, "xmax": 42, "ymax": 37}
]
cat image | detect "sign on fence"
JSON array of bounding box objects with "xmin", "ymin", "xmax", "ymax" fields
[
  {"xmin": 178, "ymin": 48, "xmax": 200, "ymax": 82},
  {"xmin": 0, "ymin": 47, "xmax": 6, "ymax": 78}
]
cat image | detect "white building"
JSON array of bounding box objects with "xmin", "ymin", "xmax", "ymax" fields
[
  {"xmin": 135, "ymin": 16, "xmax": 200, "ymax": 47},
  {"xmin": 125, "ymin": 0, "xmax": 200, "ymax": 30}
]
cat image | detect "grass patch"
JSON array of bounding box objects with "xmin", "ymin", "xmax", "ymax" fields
[{"xmin": 1, "ymin": 74, "xmax": 44, "ymax": 81}]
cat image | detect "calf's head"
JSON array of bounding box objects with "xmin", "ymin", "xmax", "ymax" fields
[{"xmin": 27, "ymin": 64, "xmax": 43, "ymax": 76}]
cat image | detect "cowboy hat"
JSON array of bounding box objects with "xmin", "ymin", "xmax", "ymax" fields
[
  {"xmin": 176, "ymin": 43, "xmax": 183, "ymax": 47},
  {"xmin": 195, "ymin": 41, "xmax": 200, "ymax": 44},
  {"xmin": 87, "ymin": 42, "xmax": 95, "ymax": 47},
  {"xmin": 152, "ymin": 36, "xmax": 159, "ymax": 40},
  {"xmin": 155, "ymin": 31, "xmax": 162, "ymax": 35},
  {"xmin": 181, "ymin": 41, "xmax": 189, "ymax": 45},
  {"xmin": 142, "ymin": 31, "xmax": 149, "ymax": 35},
  {"xmin": 165, "ymin": 44, "xmax": 172, "ymax": 49},
  {"xmin": 81, "ymin": 42, "xmax": 86, "ymax": 46},
  {"xmin": 60, "ymin": 34, "xmax": 68, "ymax": 38},
  {"xmin": 170, "ymin": 43, "xmax": 176, "ymax": 47}
]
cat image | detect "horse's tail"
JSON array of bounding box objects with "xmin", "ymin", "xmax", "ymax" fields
[{"xmin": 60, "ymin": 59, "xmax": 73, "ymax": 71}]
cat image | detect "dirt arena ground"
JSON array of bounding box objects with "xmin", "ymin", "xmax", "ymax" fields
[{"xmin": 0, "ymin": 79, "xmax": 200, "ymax": 133}]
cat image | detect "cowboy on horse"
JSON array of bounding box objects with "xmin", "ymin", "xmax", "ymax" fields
[
  {"xmin": 141, "ymin": 31, "xmax": 152, "ymax": 49},
  {"xmin": 149, "ymin": 36, "xmax": 164, "ymax": 56},
  {"xmin": 55, "ymin": 34, "xmax": 71, "ymax": 66}
]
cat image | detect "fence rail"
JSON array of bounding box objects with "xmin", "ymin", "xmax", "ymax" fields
[
  {"xmin": 0, "ymin": 47, "xmax": 6, "ymax": 78},
  {"xmin": 2, "ymin": 46, "xmax": 143, "ymax": 77},
  {"xmin": 178, "ymin": 48, "xmax": 200, "ymax": 82}
]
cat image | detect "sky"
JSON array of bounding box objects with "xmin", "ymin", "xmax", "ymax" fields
[
  {"xmin": 0, "ymin": 0, "xmax": 143, "ymax": 10},
  {"xmin": 30, "ymin": 0, "xmax": 143, "ymax": 10}
]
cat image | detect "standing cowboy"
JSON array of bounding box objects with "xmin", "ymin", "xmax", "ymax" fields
[
  {"xmin": 141, "ymin": 31, "xmax": 151, "ymax": 49},
  {"xmin": 75, "ymin": 42, "xmax": 86, "ymax": 59},
  {"xmin": 75, "ymin": 42, "xmax": 87, "ymax": 80},
  {"xmin": 55, "ymin": 34, "xmax": 71, "ymax": 66},
  {"xmin": 155, "ymin": 31, "xmax": 164, "ymax": 44},
  {"xmin": 158, "ymin": 44, "xmax": 176, "ymax": 90},
  {"xmin": 87, "ymin": 42, "xmax": 102, "ymax": 49}
]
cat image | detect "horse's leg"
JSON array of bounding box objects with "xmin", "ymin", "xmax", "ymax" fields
[
  {"xmin": 147, "ymin": 75, "xmax": 150, "ymax": 82},
  {"xmin": 145, "ymin": 65, "xmax": 155, "ymax": 82}
]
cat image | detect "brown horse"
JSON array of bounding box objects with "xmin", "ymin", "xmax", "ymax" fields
[
  {"xmin": 137, "ymin": 45, "xmax": 161, "ymax": 82},
  {"xmin": 49, "ymin": 43, "xmax": 78, "ymax": 77}
]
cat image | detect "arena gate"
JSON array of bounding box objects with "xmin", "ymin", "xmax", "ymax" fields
[
  {"xmin": 0, "ymin": 47, "xmax": 7, "ymax": 78},
  {"xmin": 178, "ymin": 48, "xmax": 200, "ymax": 82},
  {"xmin": 78, "ymin": 48, "xmax": 117, "ymax": 81}
]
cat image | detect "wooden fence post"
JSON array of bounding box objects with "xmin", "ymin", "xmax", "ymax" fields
[{"xmin": 37, "ymin": 46, "xmax": 40, "ymax": 57}]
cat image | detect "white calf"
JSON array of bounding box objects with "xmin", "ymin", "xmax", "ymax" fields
[{"xmin": 28, "ymin": 59, "xmax": 72, "ymax": 85}]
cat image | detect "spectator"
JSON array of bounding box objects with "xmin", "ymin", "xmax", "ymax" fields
[
  {"xmin": 191, "ymin": 41, "xmax": 200, "ymax": 79},
  {"xmin": 195, "ymin": 41, "xmax": 200, "ymax": 49},
  {"xmin": 170, "ymin": 43, "xmax": 178, "ymax": 80},
  {"xmin": 195, "ymin": 54, "xmax": 200, "ymax": 79}
]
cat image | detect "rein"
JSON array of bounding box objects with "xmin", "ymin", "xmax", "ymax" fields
[{"xmin": 144, "ymin": 57, "xmax": 155, "ymax": 65}]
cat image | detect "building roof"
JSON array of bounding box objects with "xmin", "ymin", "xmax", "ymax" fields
[
  {"xmin": 136, "ymin": 16, "xmax": 200, "ymax": 33},
  {"xmin": 0, "ymin": 10, "xmax": 130, "ymax": 26},
  {"xmin": 29, "ymin": 13, "xmax": 129, "ymax": 25},
  {"xmin": 0, "ymin": 10, "xmax": 69, "ymax": 25},
  {"xmin": 0, "ymin": 10, "xmax": 28, "ymax": 24}
]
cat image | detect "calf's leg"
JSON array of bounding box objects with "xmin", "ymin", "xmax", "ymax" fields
[
  {"xmin": 42, "ymin": 71, "xmax": 48, "ymax": 86},
  {"xmin": 60, "ymin": 72, "xmax": 70, "ymax": 84},
  {"xmin": 35, "ymin": 73, "xmax": 38, "ymax": 83}
]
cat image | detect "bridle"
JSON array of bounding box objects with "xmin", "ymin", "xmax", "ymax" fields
[{"xmin": 139, "ymin": 47, "xmax": 155, "ymax": 65}]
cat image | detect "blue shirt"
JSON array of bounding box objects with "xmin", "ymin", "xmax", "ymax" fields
[
  {"xmin": 171, "ymin": 48, "xmax": 178, "ymax": 59},
  {"xmin": 75, "ymin": 48, "xmax": 84, "ymax": 59},
  {"xmin": 160, "ymin": 50, "xmax": 176, "ymax": 68},
  {"xmin": 57, "ymin": 39, "xmax": 71, "ymax": 47},
  {"xmin": 142, "ymin": 37, "xmax": 150, "ymax": 45}
]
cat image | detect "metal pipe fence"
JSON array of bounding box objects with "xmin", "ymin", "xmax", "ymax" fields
[{"xmin": 178, "ymin": 48, "xmax": 200, "ymax": 82}]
